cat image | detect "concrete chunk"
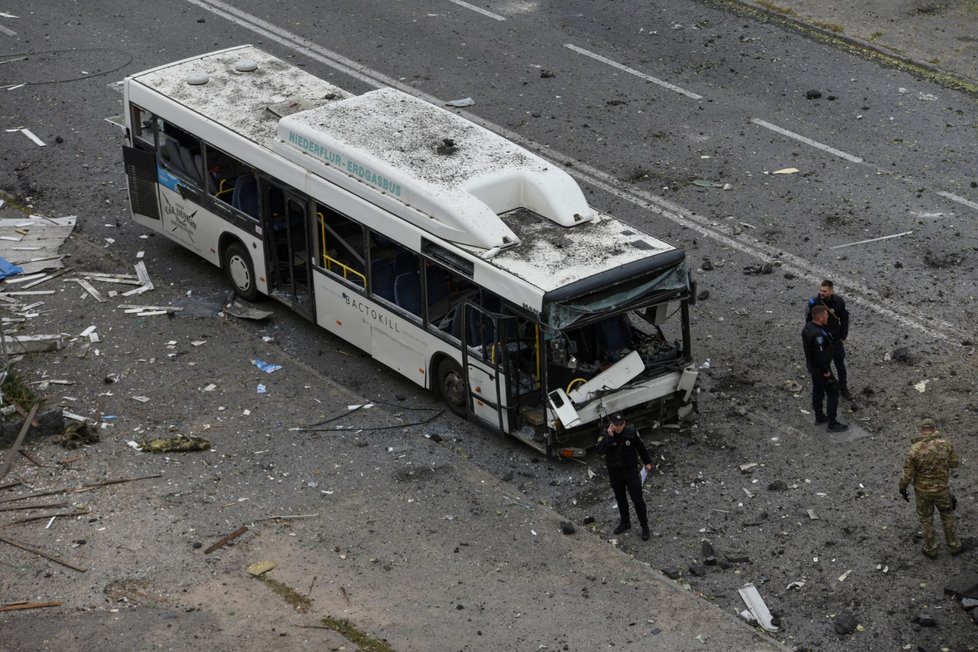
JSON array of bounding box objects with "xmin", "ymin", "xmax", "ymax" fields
[{"xmin": 944, "ymin": 571, "xmax": 978, "ymax": 600}]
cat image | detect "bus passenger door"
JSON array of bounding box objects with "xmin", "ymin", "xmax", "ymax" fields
[
  {"xmin": 263, "ymin": 183, "xmax": 314, "ymax": 319},
  {"xmin": 460, "ymin": 303, "xmax": 509, "ymax": 434},
  {"xmin": 122, "ymin": 145, "xmax": 162, "ymax": 231}
]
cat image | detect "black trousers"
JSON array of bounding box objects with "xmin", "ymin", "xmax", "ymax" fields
[
  {"xmin": 608, "ymin": 467, "xmax": 648, "ymax": 527},
  {"xmin": 811, "ymin": 372, "xmax": 840, "ymax": 420},
  {"xmin": 832, "ymin": 340, "xmax": 847, "ymax": 390}
]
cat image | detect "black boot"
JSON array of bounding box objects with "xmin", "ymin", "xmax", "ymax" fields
[
  {"xmin": 613, "ymin": 521, "xmax": 631, "ymax": 534},
  {"xmin": 641, "ymin": 525, "xmax": 650, "ymax": 541}
]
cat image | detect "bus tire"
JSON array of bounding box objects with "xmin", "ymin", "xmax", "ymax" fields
[
  {"xmin": 437, "ymin": 358, "xmax": 467, "ymax": 418},
  {"xmin": 223, "ymin": 241, "xmax": 257, "ymax": 301}
]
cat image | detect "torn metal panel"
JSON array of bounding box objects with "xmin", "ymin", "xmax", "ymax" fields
[
  {"xmin": 0, "ymin": 216, "xmax": 74, "ymax": 273},
  {"xmin": 738, "ymin": 583, "xmax": 780, "ymax": 632}
]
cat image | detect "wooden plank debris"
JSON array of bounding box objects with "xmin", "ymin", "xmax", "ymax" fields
[
  {"xmin": 22, "ymin": 269, "xmax": 68, "ymax": 289},
  {"xmin": 0, "ymin": 404, "xmax": 39, "ymax": 480},
  {"xmin": 204, "ymin": 526, "xmax": 249, "ymax": 554},
  {"xmin": 67, "ymin": 278, "xmax": 106, "ymax": 303},
  {"xmin": 0, "ymin": 601, "xmax": 63, "ymax": 612},
  {"xmin": 0, "ymin": 502, "xmax": 70, "ymax": 513},
  {"xmin": 0, "ymin": 535, "xmax": 86, "ymax": 572},
  {"xmin": 118, "ymin": 304, "xmax": 183, "ymax": 313},
  {"xmin": 0, "ymin": 474, "xmax": 161, "ymax": 504},
  {"xmin": 2, "ymin": 334, "xmax": 63, "ymax": 353}
]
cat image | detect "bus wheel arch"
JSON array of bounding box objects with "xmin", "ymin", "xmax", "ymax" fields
[
  {"xmin": 435, "ymin": 356, "xmax": 467, "ymax": 418},
  {"xmin": 221, "ymin": 237, "xmax": 258, "ymax": 301}
]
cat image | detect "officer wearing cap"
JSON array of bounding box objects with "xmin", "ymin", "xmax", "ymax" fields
[
  {"xmin": 899, "ymin": 418, "xmax": 963, "ymax": 558},
  {"xmin": 595, "ymin": 413, "xmax": 652, "ymax": 541}
]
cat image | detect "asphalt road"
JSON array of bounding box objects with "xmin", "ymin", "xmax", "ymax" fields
[{"xmin": 1, "ymin": 1, "xmax": 976, "ymax": 650}]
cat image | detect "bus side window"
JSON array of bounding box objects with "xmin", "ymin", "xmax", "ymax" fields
[
  {"xmin": 317, "ymin": 205, "xmax": 366, "ymax": 289},
  {"xmin": 428, "ymin": 265, "xmax": 476, "ymax": 338},
  {"xmin": 131, "ymin": 105, "xmax": 155, "ymax": 150},
  {"xmin": 204, "ymin": 145, "xmax": 252, "ymax": 208},
  {"xmin": 158, "ymin": 121, "xmax": 203, "ymax": 187},
  {"xmin": 369, "ymin": 236, "xmax": 421, "ymax": 316}
]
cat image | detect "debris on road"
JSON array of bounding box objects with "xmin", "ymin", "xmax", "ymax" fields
[
  {"xmin": 224, "ymin": 301, "xmax": 272, "ymax": 320},
  {"xmin": 738, "ymin": 583, "xmax": 780, "ymax": 632},
  {"xmin": 445, "ymin": 97, "xmax": 475, "ymax": 108},
  {"xmin": 58, "ymin": 421, "xmax": 99, "ymax": 449},
  {"xmin": 252, "ymin": 359, "xmax": 283, "ymax": 374},
  {"xmin": 772, "ymin": 168, "xmax": 799, "ymax": 175},
  {"xmin": 204, "ymin": 526, "xmax": 249, "ymax": 554},
  {"xmin": 139, "ymin": 436, "xmax": 210, "ymax": 453},
  {"xmin": 0, "ymin": 601, "xmax": 63, "ymax": 612},
  {"xmin": 0, "ymin": 534, "xmax": 86, "ymax": 572},
  {"xmin": 247, "ymin": 560, "xmax": 277, "ymax": 577}
]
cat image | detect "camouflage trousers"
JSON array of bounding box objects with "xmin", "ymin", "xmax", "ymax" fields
[{"xmin": 915, "ymin": 489, "xmax": 961, "ymax": 554}]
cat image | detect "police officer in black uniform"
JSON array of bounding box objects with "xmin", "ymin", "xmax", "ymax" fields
[
  {"xmin": 802, "ymin": 305, "xmax": 848, "ymax": 432},
  {"xmin": 596, "ymin": 413, "xmax": 652, "ymax": 540},
  {"xmin": 805, "ymin": 279, "xmax": 851, "ymax": 399}
]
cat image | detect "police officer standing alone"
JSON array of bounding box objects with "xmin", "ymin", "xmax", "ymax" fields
[
  {"xmin": 899, "ymin": 418, "xmax": 964, "ymax": 558},
  {"xmin": 802, "ymin": 305, "xmax": 848, "ymax": 431},
  {"xmin": 806, "ymin": 280, "xmax": 851, "ymax": 399},
  {"xmin": 596, "ymin": 414, "xmax": 652, "ymax": 541}
]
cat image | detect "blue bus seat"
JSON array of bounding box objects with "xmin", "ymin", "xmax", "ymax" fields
[
  {"xmin": 231, "ymin": 174, "xmax": 259, "ymax": 218},
  {"xmin": 394, "ymin": 272, "xmax": 422, "ymax": 316},
  {"xmin": 371, "ymin": 259, "xmax": 396, "ymax": 301}
]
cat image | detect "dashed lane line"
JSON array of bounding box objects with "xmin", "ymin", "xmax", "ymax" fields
[
  {"xmin": 183, "ymin": 0, "xmax": 962, "ymax": 342},
  {"xmin": 751, "ymin": 118, "xmax": 864, "ymax": 163},
  {"xmin": 563, "ymin": 44, "xmax": 704, "ymax": 100},
  {"xmin": 937, "ymin": 190, "xmax": 978, "ymax": 213},
  {"xmin": 447, "ymin": 0, "xmax": 506, "ymax": 21}
]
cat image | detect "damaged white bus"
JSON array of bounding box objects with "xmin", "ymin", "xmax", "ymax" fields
[{"xmin": 121, "ymin": 45, "xmax": 698, "ymax": 457}]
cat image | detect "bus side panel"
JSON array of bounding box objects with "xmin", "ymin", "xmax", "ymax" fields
[
  {"xmin": 157, "ymin": 185, "xmax": 209, "ymax": 258},
  {"xmin": 312, "ymin": 272, "xmax": 373, "ymax": 353},
  {"xmin": 156, "ymin": 186, "xmax": 268, "ymax": 293}
]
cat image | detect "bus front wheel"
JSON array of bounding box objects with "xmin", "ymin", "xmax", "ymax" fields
[
  {"xmin": 437, "ymin": 359, "xmax": 467, "ymax": 418},
  {"xmin": 223, "ymin": 241, "xmax": 257, "ymax": 301}
]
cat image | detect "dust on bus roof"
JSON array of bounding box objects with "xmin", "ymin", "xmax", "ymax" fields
[{"xmin": 132, "ymin": 46, "xmax": 351, "ymax": 143}]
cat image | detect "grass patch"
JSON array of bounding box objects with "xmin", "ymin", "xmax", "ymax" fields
[
  {"xmin": 0, "ymin": 190, "xmax": 33, "ymax": 215},
  {"xmin": 812, "ymin": 20, "xmax": 844, "ymax": 33},
  {"xmin": 1, "ymin": 372, "xmax": 42, "ymax": 411},
  {"xmin": 321, "ymin": 616, "xmax": 395, "ymax": 652},
  {"xmin": 868, "ymin": 31, "xmax": 885, "ymax": 41},
  {"xmin": 756, "ymin": 0, "xmax": 796, "ymax": 15},
  {"xmin": 257, "ymin": 576, "xmax": 314, "ymax": 613}
]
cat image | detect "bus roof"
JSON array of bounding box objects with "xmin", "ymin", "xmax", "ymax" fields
[{"xmin": 127, "ymin": 45, "xmax": 684, "ymax": 300}]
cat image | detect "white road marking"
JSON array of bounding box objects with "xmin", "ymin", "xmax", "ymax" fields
[
  {"xmin": 830, "ymin": 230, "xmax": 914, "ymax": 249},
  {"xmin": 182, "ymin": 0, "xmax": 961, "ymax": 342},
  {"xmin": 937, "ymin": 190, "xmax": 978, "ymax": 212},
  {"xmin": 751, "ymin": 118, "xmax": 863, "ymax": 163},
  {"xmin": 447, "ymin": 0, "xmax": 506, "ymax": 21},
  {"xmin": 564, "ymin": 44, "xmax": 703, "ymax": 100}
]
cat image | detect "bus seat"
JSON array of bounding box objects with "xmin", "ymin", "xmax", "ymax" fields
[
  {"xmin": 232, "ymin": 174, "xmax": 259, "ymax": 218},
  {"xmin": 179, "ymin": 147, "xmax": 201, "ymax": 185},
  {"xmin": 595, "ymin": 315, "xmax": 632, "ymax": 360},
  {"xmin": 162, "ymin": 140, "xmax": 182, "ymax": 173},
  {"xmin": 394, "ymin": 250, "xmax": 417, "ymax": 276},
  {"xmin": 466, "ymin": 304, "xmax": 495, "ymax": 349},
  {"xmin": 371, "ymin": 259, "xmax": 396, "ymax": 301},
  {"xmin": 425, "ymin": 266, "xmax": 449, "ymax": 305},
  {"xmin": 394, "ymin": 272, "xmax": 422, "ymax": 316}
]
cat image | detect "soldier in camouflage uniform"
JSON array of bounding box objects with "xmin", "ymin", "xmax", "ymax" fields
[{"xmin": 899, "ymin": 418, "xmax": 962, "ymax": 558}]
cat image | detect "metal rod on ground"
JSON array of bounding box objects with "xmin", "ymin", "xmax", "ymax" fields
[
  {"xmin": 0, "ymin": 403, "xmax": 40, "ymax": 481},
  {"xmin": 0, "ymin": 535, "xmax": 87, "ymax": 572}
]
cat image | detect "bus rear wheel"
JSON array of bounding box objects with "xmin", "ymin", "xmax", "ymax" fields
[
  {"xmin": 437, "ymin": 359, "xmax": 467, "ymax": 418},
  {"xmin": 223, "ymin": 241, "xmax": 257, "ymax": 301}
]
